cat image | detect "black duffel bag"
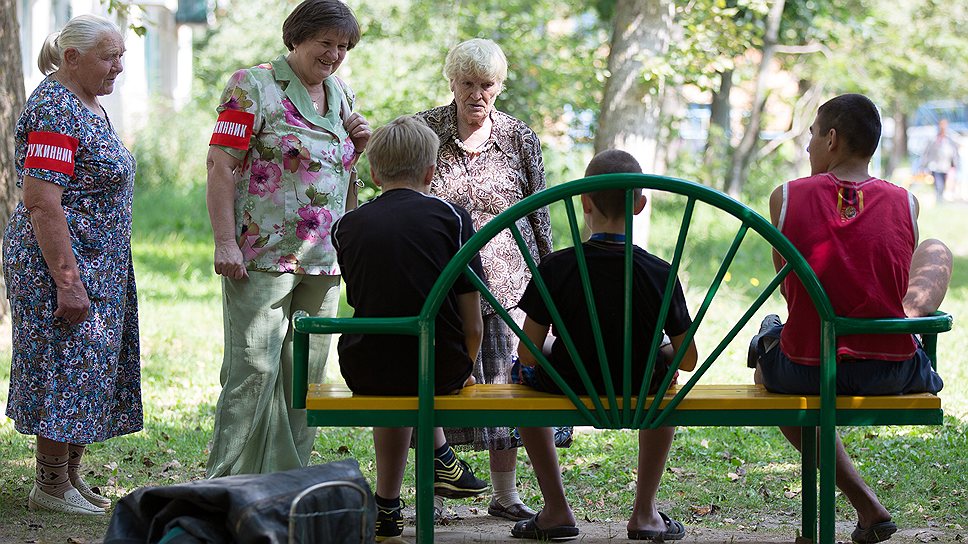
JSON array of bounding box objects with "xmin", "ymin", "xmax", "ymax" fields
[{"xmin": 104, "ymin": 459, "xmax": 374, "ymax": 544}]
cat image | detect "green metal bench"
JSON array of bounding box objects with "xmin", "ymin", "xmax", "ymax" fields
[{"xmin": 292, "ymin": 173, "xmax": 951, "ymax": 543}]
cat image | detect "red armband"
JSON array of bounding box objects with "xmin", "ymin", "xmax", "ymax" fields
[
  {"xmin": 24, "ymin": 132, "xmax": 80, "ymax": 177},
  {"xmin": 210, "ymin": 109, "xmax": 255, "ymax": 150}
]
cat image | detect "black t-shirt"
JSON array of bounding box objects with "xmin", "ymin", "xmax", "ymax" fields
[
  {"xmin": 332, "ymin": 188, "xmax": 485, "ymax": 395},
  {"xmin": 517, "ymin": 241, "xmax": 692, "ymax": 395}
]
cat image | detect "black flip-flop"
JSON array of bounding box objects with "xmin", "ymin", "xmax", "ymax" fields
[
  {"xmin": 510, "ymin": 511, "xmax": 580, "ymax": 541},
  {"xmin": 628, "ymin": 511, "xmax": 686, "ymax": 541},
  {"xmin": 851, "ymin": 520, "xmax": 898, "ymax": 543}
]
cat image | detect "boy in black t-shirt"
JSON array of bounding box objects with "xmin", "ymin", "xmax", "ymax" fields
[
  {"xmin": 510, "ymin": 150, "xmax": 698, "ymax": 541},
  {"xmin": 331, "ymin": 115, "xmax": 489, "ymax": 541}
]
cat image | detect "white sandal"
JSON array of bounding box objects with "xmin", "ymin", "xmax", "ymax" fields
[
  {"xmin": 71, "ymin": 476, "xmax": 111, "ymax": 509},
  {"xmin": 28, "ymin": 485, "xmax": 105, "ymax": 515}
]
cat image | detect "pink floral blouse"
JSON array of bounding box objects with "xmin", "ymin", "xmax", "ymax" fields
[
  {"xmin": 210, "ymin": 54, "xmax": 356, "ymax": 275},
  {"xmin": 417, "ymin": 103, "xmax": 553, "ymax": 313}
]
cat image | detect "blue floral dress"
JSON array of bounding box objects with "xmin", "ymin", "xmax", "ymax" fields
[{"xmin": 3, "ymin": 77, "xmax": 142, "ymax": 444}]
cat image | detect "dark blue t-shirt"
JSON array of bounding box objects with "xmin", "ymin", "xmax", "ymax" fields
[
  {"xmin": 332, "ymin": 188, "xmax": 485, "ymax": 395},
  {"xmin": 517, "ymin": 240, "xmax": 692, "ymax": 395}
]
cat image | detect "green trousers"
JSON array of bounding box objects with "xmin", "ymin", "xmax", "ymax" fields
[{"xmin": 206, "ymin": 271, "xmax": 340, "ymax": 478}]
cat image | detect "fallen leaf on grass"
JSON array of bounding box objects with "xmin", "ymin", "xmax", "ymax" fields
[
  {"xmin": 784, "ymin": 489, "xmax": 800, "ymax": 499},
  {"xmin": 690, "ymin": 504, "xmax": 720, "ymax": 516},
  {"xmin": 337, "ymin": 445, "xmax": 350, "ymax": 455},
  {"xmin": 160, "ymin": 460, "xmax": 182, "ymax": 472},
  {"xmin": 727, "ymin": 472, "xmax": 741, "ymax": 481}
]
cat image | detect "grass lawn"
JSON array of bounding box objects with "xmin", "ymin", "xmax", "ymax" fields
[{"xmin": 0, "ymin": 183, "xmax": 965, "ymax": 543}]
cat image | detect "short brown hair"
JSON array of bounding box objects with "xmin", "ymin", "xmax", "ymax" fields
[
  {"xmin": 282, "ymin": 0, "xmax": 360, "ymax": 51},
  {"xmin": 367, "ymin": 116, "xmax": 440, "ymax": 185},
  {"xmin": 584, "ymin": 149, "xmax": 643, "ymax": 219},
  {"xmin": 816, "ymin": 93, "xmax": 881, "ymax": 158}
]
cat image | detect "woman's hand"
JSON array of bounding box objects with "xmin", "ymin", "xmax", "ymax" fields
[
  {"xmin": 54, "ymin": 281, "xmax": 90, "ymax": 326},
  {"xmin": 213, "ymin": 242, "xmax": 249, "ymax": 280},
  {"xmin": 344, "ymin": 112, "xmax": 372, "ymax": 156}
]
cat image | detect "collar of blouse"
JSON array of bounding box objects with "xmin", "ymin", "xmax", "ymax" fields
[
  {"xmin": 272, "ymin": 54, "xmax": 342, "ymax": 135},
  {"xmin": 437, "ymin": 101, "xmax": 518, "ymax": 157}
]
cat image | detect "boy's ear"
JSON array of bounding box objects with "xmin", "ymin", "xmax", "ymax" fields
[
  {"xmin": 632, "ymin": 193, "xmax": 647, "ymax": 215},
  {"xmin": 422, "ymin": 164, "xmax": 435, "ymax": 186},
  {"xmin": 371, "ymin": 168, "xmax": 383, "ymax": 188},
  {"xmin": 826, "ymin": 127, "xmax": 838, "ymax": 151},
  {"xmin": 580, "ymin": 193, "xmax": 594, "ymax": 214}
]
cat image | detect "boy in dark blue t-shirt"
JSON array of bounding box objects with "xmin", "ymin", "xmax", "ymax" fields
[
  {"xmin": 332, "ymin": 115, "xmax": 489, "ymax": 541},
  {"xmin": 510, "ymin": 150, "xmax": 698, "ymax": 541}
]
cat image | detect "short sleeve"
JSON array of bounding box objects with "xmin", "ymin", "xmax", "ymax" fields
[
  {"xmin": 454, "ymin": 205, "xmax": 486, "ymax": 295},
  {"xmin": 19, "ymin": 99, "xmax": 82, "ymax": 188},
  {"xmin": 517, "ymin": 261, "xmax": 553, "ymax": 326},
  {"xmin": 664, "ymin": 277, "xmax": 693, "ymax": 337},
  {"xmin": 209, "ymin": 68, "xmax": 264, "ymax": 160}
]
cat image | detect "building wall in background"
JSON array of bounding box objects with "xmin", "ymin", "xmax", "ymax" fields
[{"xmin": 16, "ymin": 0, "xmax": 203, "ymax": 139}]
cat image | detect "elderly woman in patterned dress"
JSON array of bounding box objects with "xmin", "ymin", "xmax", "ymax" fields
[
  {"xmin": 415, "ymin": 38, "xmax": 562, "ymax": 521},
  {"xmin": 3, "ymin": 15, "xmax": 139, "ymax": 515},
  {"xmin": 204, "ymin": 0, "xmax": 371, "ymax": 478}
]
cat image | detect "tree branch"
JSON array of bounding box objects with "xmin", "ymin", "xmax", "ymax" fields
[{"xmin": 773, "ymin": 43, "xmax": 831, "ymax": 57}]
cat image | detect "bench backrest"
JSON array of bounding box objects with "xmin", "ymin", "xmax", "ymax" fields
[{"xmin": 295, "ymin": 174, "xmax": 951, "ymax": 428}]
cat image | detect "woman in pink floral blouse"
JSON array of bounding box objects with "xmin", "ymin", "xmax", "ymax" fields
[
  {"xmin": 416, "ymin": 38, "xmax": 555, "ymax": 521},
  {"xmin": 204, "ymin": 0, "xmax": 371, "ymax": 478}
]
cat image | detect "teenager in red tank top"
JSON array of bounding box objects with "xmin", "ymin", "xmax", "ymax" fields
[{"xmin": 778, "ymin": 173, "xmax": 917, "ymax": 365}]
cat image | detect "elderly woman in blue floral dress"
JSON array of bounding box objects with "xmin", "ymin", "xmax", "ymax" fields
[
  {"xmin": 3, "ymin": 15, "xmax": 139, "ymax": 515},
  {"xmin": 204, "ymin": 0, "xmax": 371, "ymax": 477}
]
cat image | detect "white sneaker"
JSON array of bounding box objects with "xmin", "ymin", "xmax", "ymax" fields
[{"xmin": 28, "ymin": 485, "xmax": 105, "ymax": 515}]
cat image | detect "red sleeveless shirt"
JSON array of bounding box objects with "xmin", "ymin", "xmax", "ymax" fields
[{"xmin": 779, "ymin": 173, "xmax": 917, "ymax": 365}]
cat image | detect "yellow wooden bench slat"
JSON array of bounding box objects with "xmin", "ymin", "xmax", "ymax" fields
[{"xmin": 306, "ymin": 383, "xmax": 940, "ymax": 412}]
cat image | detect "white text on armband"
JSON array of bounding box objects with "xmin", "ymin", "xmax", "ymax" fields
[
  {"xmin": 26, "ymin": 143, "xmax": 74, "ymax": 163},
  {"xmin": 213, "ymin": 121, "xmax": 248, "ymax": 138}
]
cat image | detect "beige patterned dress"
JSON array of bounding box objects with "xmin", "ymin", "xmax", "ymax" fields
[{"xmin": 417, "ymin": 103, "xmax": 553, "ymax": 449}]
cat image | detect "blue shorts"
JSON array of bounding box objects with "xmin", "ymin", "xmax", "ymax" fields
[
  {"xmin": 755, "ymin": 323, "xmax": 944, "ymax": 395},
  {"xmin": 510, "ymin": 357, "xmax": 545, "ymax": 390}
]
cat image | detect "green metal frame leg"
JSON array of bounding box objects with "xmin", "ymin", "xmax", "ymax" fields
[
  {"xmin": 415, "ymin": 425, "xmax": 435, "ymax": 543},
  {"xmin": 801, "ymin": 426, "xmax": 817, "ymax": 542},
  {"xmin": 818, "ymin": 424, "xmax": 837, "ymax": 543}
]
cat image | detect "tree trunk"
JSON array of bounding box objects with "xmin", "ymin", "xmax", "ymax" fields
[
  {"xmin": 704, "ymin": 68, "xmax": 733, "ymax": 189},
  {"xmin": 725, "ymin": 0, "xmax": 785, "ymax": 197},
  {"xmin": 887, "ymin": 103, "xmax": 907, "ymax": 179},
  {"xmin": 0, "ymin": 0, "xmax": 26, "ymax": 322},
  {"xmin": 594, "ymin": 0, "xmax": 673, "ymax": 248}
]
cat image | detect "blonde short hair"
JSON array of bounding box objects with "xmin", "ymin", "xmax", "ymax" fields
[
  {"xmin": 367, "ymin": 116, "xmax": 440, "ymax": 185},
  {"xmin": 38, "ymin": 14, "xmax": 122, "ymax": 75},
  {"xmin": 443, "ymin": 38, "xmax": 508, "ymax": 89}
]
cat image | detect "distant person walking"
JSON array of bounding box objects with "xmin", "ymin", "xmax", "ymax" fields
[{"xmin": 921, "ymin": 119, "xmax": 959, "ymax": 203}]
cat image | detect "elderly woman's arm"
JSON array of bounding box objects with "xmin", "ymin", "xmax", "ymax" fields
[
  {"xmin": 206, "ymin": 147, "xmax": 248, "ymax": 280},
  {"xmin": 522, "ymin": 131, "xmax": 553, "ymax": 257},
  {"xmin": 23, "ymin": 176, "xmax": 90, "ymax": 325}
]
